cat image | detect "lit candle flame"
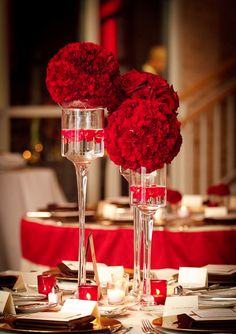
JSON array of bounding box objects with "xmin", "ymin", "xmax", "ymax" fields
[{"xmin": 86, "ymin": 292, "xmax": 91, "ymax": 300}]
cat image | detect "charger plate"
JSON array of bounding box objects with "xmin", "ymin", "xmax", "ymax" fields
[
  {"xmin": 0, "ymin": 317, "xmax": 121, "ymax": 333},
  {"xmin": 152, "ymin": 315, "xmax": 236, "ymax": 332}
]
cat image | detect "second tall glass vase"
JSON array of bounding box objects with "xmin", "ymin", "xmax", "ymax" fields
[
  {"xmin": 130, "ymin": 165, "xmax": 166, "ymax": 308},
  {"xmin": 120, "ymin": 167, "xmax": 142, "ymax": 299},
  {"xmin": 61, "ymin": 107, "xmax": 105, "ymax": 288}
]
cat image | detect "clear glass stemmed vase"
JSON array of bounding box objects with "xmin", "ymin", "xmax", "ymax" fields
[
  {"xmin": 130, "ymin": 165, "xmax": 166, "ymax": 308},
  {"xmin": 61, "ymin": 107, "xmax": 105, "ymax": 290}
]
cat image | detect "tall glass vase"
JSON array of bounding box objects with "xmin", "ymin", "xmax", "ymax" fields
[
  {"xmin": 61, "ymin": 107, "xmax": 105, "ymax": 289},
  {"xmin": 130, "ymin": 165, "xmax": 166, "ymax": 308},
  {"xmin": 119, "ymin": 167, "xmax": 142, "ymax": 299}
]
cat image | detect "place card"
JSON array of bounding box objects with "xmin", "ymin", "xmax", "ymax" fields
[
  {"xmin": 204, "ymin": 206, "xmax": 227, "ymax": 218},
  {"xmin": 163, "ymin": 295, "xmax": 198, "ymax": 316},
  {"xmin": 61, "ymin": 299, "xmax": 99, "ymax": 319},
  {"xmin": 182, "ymin": 195, "xmax": 203, "ymax": 208},
  {"xmin": 0, "ymin": 291, "xmax": 16, "ymax": 315},
  {"xmin": 178, "ymin": 267, "xmax": 208, "ymax": 289},
  {"xmin": 2, "ymin": 270, "xmax": 40, "ymax": 292}
]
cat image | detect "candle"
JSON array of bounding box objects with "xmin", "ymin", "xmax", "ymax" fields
[
  {"xmin": 78, "ymin": 284, "xmax": 98, "ymax": 301},
  {"xmin": 107, "ymin": 280, "xmax": 126, "ymax": 305},
  {"xmin": 107, "ymin": 288, "xmax": 125, "ymax": 304},
  {"xmin": 48, "ymin": 287, "xmax": 58, "ymax": 304},
  {"xmin": 177, "ymin": 205, "xmax": 190, "ymax": 218}
]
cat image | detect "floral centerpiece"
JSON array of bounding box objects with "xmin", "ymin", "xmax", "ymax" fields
[
  {"xmin": 207, "ymin": 183, "xmax": 230, "ymax": 207},
  {"xmin": 46, "ymin": 41, "xmax": 122, "ymax": 111},
  {"xmin": 105, "ymin": 69, "xmax": 182, "ymax": 307},
  {"xmin": 105, "ymin": 70, "xmax": 182, "ymax": 171},
  {"xmin": 46, "ymin": 42, "xmax": 122, "ymax": 289}
]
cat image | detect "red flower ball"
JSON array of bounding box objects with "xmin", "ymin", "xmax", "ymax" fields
[
  {"xmin": 207, "ymin": 183, "xmax": 230, "ymax": 196},
  {"xmin": 46, "ymin": 42, "xmax": 122, "ymax": 111},
  {"xmin": 121, "ymin": 70, "xmax": 179, "ymax": 114},
  {"xmin": 167, "ymin": 189, "xmax": 182, "ymax": 204},
  {"xmin": 105, "ymin": 98, "xmax": 182, "ymax": 172}
]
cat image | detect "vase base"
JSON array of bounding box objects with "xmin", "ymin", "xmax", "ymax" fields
[{"xmin": 140, "ymin": 294, "xmax": 155, "ymax": 310}]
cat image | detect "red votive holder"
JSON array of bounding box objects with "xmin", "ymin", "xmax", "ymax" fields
[
  {"xmin": 150, "ymin": 279, "xmax": 167, "ymax": 305},
  {"xmin": 37, "ymin": 274, "xmax": 56, "ymax": 295},
  {"xmin": 78, "ymin": 284, "xmax": 98, "ymax": 301}
]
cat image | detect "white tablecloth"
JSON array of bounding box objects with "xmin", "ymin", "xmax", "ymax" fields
[{"xmin": 0, "ymin": 167, "xmax": 66, "ymax": 271}]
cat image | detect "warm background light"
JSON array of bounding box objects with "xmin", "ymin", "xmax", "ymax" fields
[{"xmin": 22, "ymin": 150, "xmax": 31, "ymax": 160}]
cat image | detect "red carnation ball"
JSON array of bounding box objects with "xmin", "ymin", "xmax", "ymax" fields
[
  {"xmin": 207, "ymin": 183, "xmax": 230, "ymax": 196},
  {"xmin": 46, "ymin": 42, "xmax": 122, "ymax": 111},
  {"xmin": 167, "ymin": 189, "xmax": 182, "ymax": 204},
  {"xmin": 121, "ymin": 70, "xmax": 179, "ymax": 114},
  {"xmin": 105, "ymin": 98, "xmax": 182, "ymax": 172}
]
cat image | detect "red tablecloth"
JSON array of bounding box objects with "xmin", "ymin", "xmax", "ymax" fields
[{"xmin": 21, "ymin": 218, "xmax": 236, "ymax": 269}]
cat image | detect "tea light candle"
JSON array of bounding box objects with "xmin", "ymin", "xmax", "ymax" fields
[
  {"xmin": 177, "ymin": 205, "xmax": 190, "ymax": 218},
  {"xmin": 48, "ymin": 287, "xmax": 58, "ymax": 304},
  {"xmin": 107, "ymin": 288, "xmax": 125, "ymax": 304}
]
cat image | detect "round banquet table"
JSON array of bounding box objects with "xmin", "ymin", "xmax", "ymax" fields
[{"xmin": 20, "ymin": 217, "xmax": 236, "ymax": 270}]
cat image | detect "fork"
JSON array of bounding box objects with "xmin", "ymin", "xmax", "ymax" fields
[{"xmin": 141, "ymin": 319, "xmax": 162, "ymax": 334}]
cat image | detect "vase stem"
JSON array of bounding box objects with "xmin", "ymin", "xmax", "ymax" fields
[
  {"xmin": 131, "ymin": 206, "xmax": 142, "ymax": 297},
  {"xmin": 75, "ymin": 163, "xmax": 89, "ymax": 287},
  {"xmin": 142, "ymin": 213, "xmax": 154, "ymax": 305}
]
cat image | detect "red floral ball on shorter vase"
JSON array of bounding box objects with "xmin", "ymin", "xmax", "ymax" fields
[
  {"xmin": 46, "ymin": 42, "xmax": 122, "ymax": 111},
  {"xmin": 105, "ymin": 98, "xmax": 182, "ymax": 172}
]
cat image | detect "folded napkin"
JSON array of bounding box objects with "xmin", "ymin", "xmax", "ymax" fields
[
  {"xmin": 0, "ymin": 275, "xmax": 18, "ymax": 290},
  {"xmin": 177, "ymin": 313, "xmax": 236, "ymax": 330},
  {"xmin": 13, "ymin": 314, "xmax": 95, "ymax": 330}
]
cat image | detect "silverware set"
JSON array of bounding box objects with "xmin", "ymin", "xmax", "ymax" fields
[{"xmin": 141, "ymin": 319, "xmax": 162, "ymax": 334}]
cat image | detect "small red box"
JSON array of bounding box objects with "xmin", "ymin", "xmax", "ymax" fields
[
  {"xmin": 37, "ymin": 274, "xmax": 56, "ymax": 295},
  {"xmin": 78, "ymin": 284, "xmax": 98, "ymax": 301},
  {"xmin": 150, "ymin": 279, "xmax": 167, "ymax": 305}
]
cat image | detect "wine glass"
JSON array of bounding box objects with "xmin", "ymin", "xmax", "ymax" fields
[
  {"xmin": 61, "ymin": 107, "xmax": 105, "ymax": 290},
  {"xmin": 119, "ymin": 167, "xmax": 142, "ymax": 300},
  {"xmin": 130, "ymin": 165, "xmax": 166, "ymax": 309}
]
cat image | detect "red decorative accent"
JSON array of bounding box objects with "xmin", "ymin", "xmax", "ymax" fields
[
  {"xmin": 130, "ymin": 185, "xmax": 166, "ymax": 201},
  {"xmin": 101, "ymin": 18, "xmax": 118, "ymax": 56},
  {"xmin": 78, "ymin": 284, "xmax": 98, "ymax": 301},
  {"xmin": 61, "ymin": 129, "xmax": 104, "ymax": 144},
  {"xmin": 100, "ymin": 0, "xmax": 121, "ymax": 56},
  {"xmin": 207, "ymin": 183, "xmax": 230, "ymax": 196},
  {"xmin": 167, "ymin": 188, "xmax": 182, "ymax": 204}
]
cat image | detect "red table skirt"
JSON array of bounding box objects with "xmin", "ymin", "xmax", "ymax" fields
[{"xmin": 21, "ymin": 218, "xmax": 236, "ymax": 269}]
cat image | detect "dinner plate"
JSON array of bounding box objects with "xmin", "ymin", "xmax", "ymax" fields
[
  {"xmin": 15, "ymin": 302, "xmax": 57, "ymax": 313},
  {"xmin": 0, "ymin": 317, "xmax": 121, "ymax": 333},
  {"xmin": 152, "ymin": 315, "xmax": 236, "ymax": 332},
  {"xmin": 99, "ymin": 306, "xmax": 128, "ymax": 317},
  {"xmin": 12, "ymin": 293, "xmax": 46, "ymax": 302}
]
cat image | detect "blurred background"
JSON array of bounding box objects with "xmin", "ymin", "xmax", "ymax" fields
[{"xmin": 0, "ymin": 0, "xmax": 236, "ymax": 202}]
